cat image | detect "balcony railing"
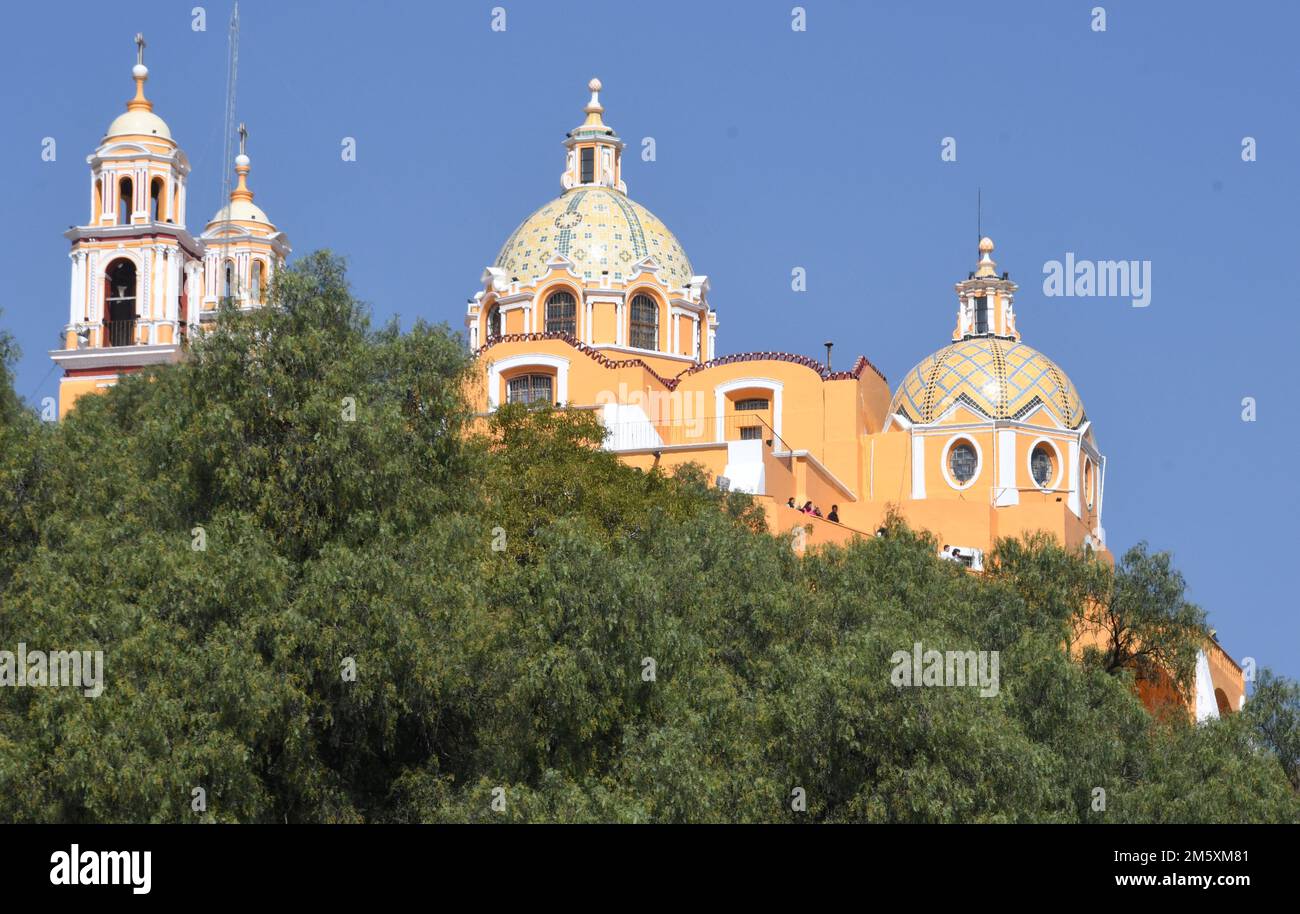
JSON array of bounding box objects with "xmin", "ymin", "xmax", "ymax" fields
[
  {"xmin": 103, "ymin": 319, "xmax": 138, "ymax": 347},
  {"xmin": 601, "ymin": 413, "xmax": 791, "ymax": 452}
]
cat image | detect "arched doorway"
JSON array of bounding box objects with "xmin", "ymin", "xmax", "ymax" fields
[{"xmin": 104, "ymin": 259, "xmax": 137, "ymax": 347}]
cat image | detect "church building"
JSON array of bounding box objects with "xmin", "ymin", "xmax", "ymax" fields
[
  {"xmin": 49, "ymin": 37, "xmax": 288, "ymax": 418},
  {"xmin": 466, "ymin": 79, "xmax": 1245, "ymax": 719},
  {"xmin": 46, "ymin": 49, "xmax": 1243, "ymax": 721}
]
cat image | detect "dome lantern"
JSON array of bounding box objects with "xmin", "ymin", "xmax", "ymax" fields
[
  {"xmin": 952, "ymin": 235, "xmax": 1019, "ymax": 342},
  {"xmin": 561, "ymin": 78, "xmax": 626, "ymax": 193}
]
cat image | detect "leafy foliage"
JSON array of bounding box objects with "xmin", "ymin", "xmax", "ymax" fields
[{"xmin": 0, "ymin": 255, "xmax": 1295, "ymax": 823}]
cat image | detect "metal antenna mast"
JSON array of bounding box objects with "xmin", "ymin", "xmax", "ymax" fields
[{"xmin": 218, "ymin": 1, "xmax": 240, "ymax": 304}]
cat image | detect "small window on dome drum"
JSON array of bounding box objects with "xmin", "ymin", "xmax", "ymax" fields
[
  {"xmin": 974, "ymin": 296, "xmax": 990, "ymax": 334},
  {"xmin": 949, "ymin": 442, "xmax": 978, "ymax": 483},
  {"xmin": 1031, "ymin": 445, "xmax": 1054, "ymax": 487},
  {"xmin": 580, "ymin": 147, "xmax": 595, "ymax": 184},
  {"xmin": 545, "ymin": 291, "xmax": 576, "ymax": 336}
]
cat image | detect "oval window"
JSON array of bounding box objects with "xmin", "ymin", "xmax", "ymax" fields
[
  {"xmin": 1031, "ymin": 445, "xmax": 1054, "ymax": 487},
  {"xmin": 949, "ymin": 441, "xmax": 978, "ymax": 484}
]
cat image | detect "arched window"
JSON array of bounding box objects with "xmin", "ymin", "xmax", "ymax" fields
[
  {"xmin": 507, "ymin": 373, "xmax": 553, "ymax": 406},
  {"xmin": 1031, "ymin": 445, "xmax": 1054, "ymax": 487},
  {"xmin": 150, "ymin": 177, "xmax": 165, "ymax": 222},
  {"xmin": 222, "ymin": 260, "xmax": 236, "ymax": 303},
  {"xmin": 485, "ymin": 306, "xmax": 502, "ymax": 341},
  {"xmin": 251, "ymin": 261, "xmax": 265, "ymax": 304},
  {"xmin": 545, "ymin": 290, "xmax": 576, "ymax": 336},
  {"xmin": 104, "ymin": 259, "xmax": 137, "ymax": 347},
  {"xmin": 118, "ymin": 177, "xmax": 133, "ymax": 225},
  {"xmin": 630, "ymin": 293, "xmax": 658, "ymax": 350},
  {"xmin": 949, "ymin": 440, "xmax": 978, "ymax": 484}
]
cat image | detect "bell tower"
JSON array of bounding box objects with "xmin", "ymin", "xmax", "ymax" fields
[
  {"xmin": 199, "ymin": 124, "xmax": 290, "ymax": 317},
  {"xmin": 51, "ymin": 35, "xmax": 201, "ymax": 417}
]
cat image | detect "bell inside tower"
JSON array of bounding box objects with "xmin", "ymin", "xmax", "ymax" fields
[{"xmin": 104, "ymin": 259, "xmax": 137, "ymax": 346}]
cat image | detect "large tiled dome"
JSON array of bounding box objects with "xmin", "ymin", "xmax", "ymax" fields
[
  {"xmin": 890, "ymin": 337, "xmax": 1086, "ymax": 429},
  {"xmin": 495, "ymin": 187, "xmax": 693, "ymax": 289}
]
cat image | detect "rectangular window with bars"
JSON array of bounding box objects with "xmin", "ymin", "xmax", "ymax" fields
[
  {"xmin": 506, "ymin": 374, "xmax": 553, "ymax": 407},
  {"xmin": 739, "ymin": 426, "xmax": 763, "ymax": 440},
  {"xmin": 735, "ymin": 398, "xmax": 769, "ymax": 411}
]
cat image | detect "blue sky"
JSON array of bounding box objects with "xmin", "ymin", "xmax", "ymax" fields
[{"xmin": 3, "ymin": 1, "xmax": 1296, "ymax": 679}]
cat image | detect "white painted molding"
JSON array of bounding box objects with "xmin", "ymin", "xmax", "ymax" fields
[
  {"xmin": 1067, "ymin": 439, "xmax": 1081, "ymax": 517},
  {"xmin": 911, "ymin": 433, "xmax": 926, "ymax": 499},
  {"xmin": 713, "ymin": 377, "xmax": 784, "ymax": 441},
  {"xmin": 996, "ymin": 428, "xmax": 1019, "ymax": 506}
]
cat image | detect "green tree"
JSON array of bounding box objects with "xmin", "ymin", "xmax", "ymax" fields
[
  {"xmin": 1084, "ymin": 543, "xmax": 1207, "ymax": 691},
  {"xmin": 1245, "ymin": 668, "xmax": 1300, "ymax": 790},
  {"xmin": 0, "ymin": 254, "xmax": 1294, "ymax": 824}
]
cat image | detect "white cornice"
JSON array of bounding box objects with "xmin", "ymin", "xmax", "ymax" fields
[{"xmin": 49, "ymin": 344, "xmax": 181, "ymax": 370}]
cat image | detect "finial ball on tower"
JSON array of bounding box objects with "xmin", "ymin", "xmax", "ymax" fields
[
  {"xmin": 979, "ymin": 236, "xmax": 994, "ymax": 253},
  {"xmin": 588, "ymin": 78, "xmax": 602, "ymax": 92}
]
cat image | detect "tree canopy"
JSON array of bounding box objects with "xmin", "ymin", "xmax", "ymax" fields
[{"xmin": 0, "ymin": 254, "xmax": 1295, "ymax": 823}]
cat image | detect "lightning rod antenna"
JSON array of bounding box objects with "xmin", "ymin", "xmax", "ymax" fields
[{"xmin": 218, "ymin": 1, "xmax": 240, "ymax": 303}]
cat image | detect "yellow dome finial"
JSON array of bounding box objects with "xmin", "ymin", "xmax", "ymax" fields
[
  {"xmin": 231, "ymin": 123, "xmax": 254, "ymax": 203},
  {"xmin": 974, "ymin": 236, "xmax": 997, "ymax": 278},
  {"xmin": 583, "ymin": 77, "xmax": 606, "ymax": 127},
  {"xmin": 127, "ymin": 33, "xmax": 152, "ymax": 113}
]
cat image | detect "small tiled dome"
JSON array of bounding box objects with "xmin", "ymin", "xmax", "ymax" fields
[
  {"xmin": 890, "ymin": 337, "xmax": 1085, "ymax": 428},
  {"xmin": 495, "ymin": 188, "xmax": 693, "ymax": 289}
]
